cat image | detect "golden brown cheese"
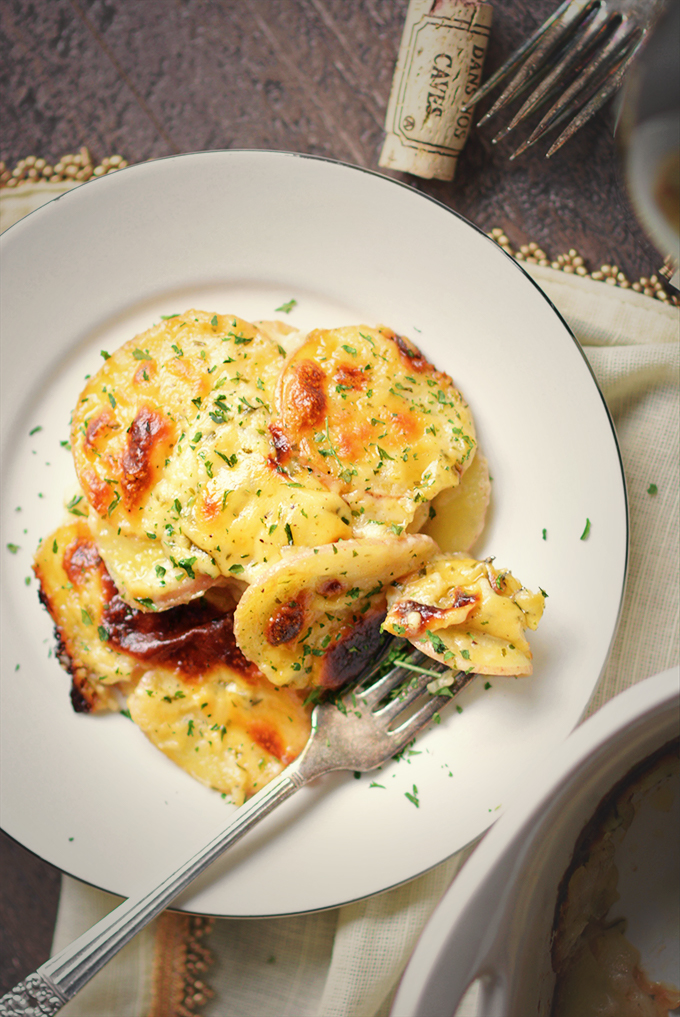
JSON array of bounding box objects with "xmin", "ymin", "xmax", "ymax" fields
[
  {"xmin": 383, "ymin": 553, "xmax": 545, "ymax": 676},
  {"xmin": 275, "ymin": 325, "xmax": 477, "ymax": 533},
  {"xmin": 34, "ymin": 520, "xmax": 311, "ymax": 803},
  {"xmin": 234, "ymin": 535, "xmax": 437, "ymax": 688}
]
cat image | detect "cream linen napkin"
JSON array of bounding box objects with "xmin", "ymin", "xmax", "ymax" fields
[{"xmin": 3, "ymin": 191, "xmax": 677, "ymax": 1017}]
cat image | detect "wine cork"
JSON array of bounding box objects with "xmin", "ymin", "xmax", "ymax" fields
[{"xmin": 380, "ymin": 0, "xmax": 492, "ymax": 181}]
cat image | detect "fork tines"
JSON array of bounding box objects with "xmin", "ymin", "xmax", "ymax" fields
[
  {"xmin": 357, "ymin": 649, "xmax": 474, "ymax": 745},
  {"xmin": 462, "ymin": 0, "xmax": 662, "ymax": 157}
]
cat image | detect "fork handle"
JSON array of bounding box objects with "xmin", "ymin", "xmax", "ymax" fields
[{"xmin": 0, "ymin": 770, "xmax": 304, "ymax": 1016}]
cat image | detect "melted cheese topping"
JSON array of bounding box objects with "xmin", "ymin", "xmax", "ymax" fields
[
  {"xmin": 276, "ymin": 325, "xmax": 477, "ymax": 532},
  {"xmin": 383, "ymin": 553, "xmax": 544, "ymax": 675},
  {"xmin": 234, "ymin": 536, "xmax": 436, "ymax": 688}
]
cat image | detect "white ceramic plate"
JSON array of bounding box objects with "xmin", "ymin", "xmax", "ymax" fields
[{"xmin": 0, "ymin": 151, "xmax": 627, "ymax": 916}]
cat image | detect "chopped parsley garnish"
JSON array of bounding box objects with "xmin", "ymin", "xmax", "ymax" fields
[
  {"xmin": 210, "ymin": 315, "xmax": 218, "ymax": 326},
  {"xmin": 98, "ymin": 625, "xmax": 109, "ymax": 642},
  {"xmin": 29, "ymin": 425, "xmax": 42, "ymax": 436},
  {"xmin": 647, "ymin": 483, "xmax": 658, "ymax": 495},
  {"xmin": 284, "ymin": 522, "xmax": 294, "ymax": 545},
  {"xmin": 135, "ymin": 597, "xmax": 157, "ymax": 610},
  {"xmin": 67, "ymin": 494, "xmax": 88, "ymax": 517},
  {"xmin": 100, "ymin": 350, "xmax": 111, "ymax": 359},
  {"xmin": 107, "ymin": 490, "xmax": 120, "ymax": 517},
  {"xmin": 229, "ymin": 563, "xmax": 245, "ymax": 574},
  {"xmin": 427, "ymin": 631, "xmax": 448, "ymax": 656},
  {"xmin": 132, "ymin": 348, "xmax": 152, "ymax": 360},
  {"xmin": 580, "ymin": 518, "xmax": 591, "ymax": 540},
  {"xmin": 405, "ymin": 785, "xmax": 420, "ymax": 808},
  {"xmin": 81, "ymin": 608, "xmax": 93, "ymax": 625},
  {"xmin": 6, "ymin": 543, "xmax": 19, "ymax": 554},
  {"xmin": 161, "ymin": 313, "xmax": 180, "ymax": 320},
  {"xmin": 275, "ymin": 299, "xmax": 297, "ymax": 314},
  {"xmin": 542, "ymin": 528, "xmax": 547, "ymax": 540},
  {"xmin": 177, "ymin": 557, "xmax": 197, "ymax": 579}
]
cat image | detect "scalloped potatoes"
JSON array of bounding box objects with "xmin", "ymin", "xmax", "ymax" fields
[{"xmin": 35, "ymin": 310, "xmax": 544, "ymax": 803}]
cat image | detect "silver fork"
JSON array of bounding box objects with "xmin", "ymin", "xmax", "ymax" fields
[
  {"xmin": 0, "ymin": 644, "xmax": 475, "ymax": 1017},
  {"xmin": 463, "ymin": 0, "xmax": 665, "ymax": 158}
]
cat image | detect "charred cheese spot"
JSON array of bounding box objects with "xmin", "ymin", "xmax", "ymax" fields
[
  {"xmin": 85, "ymin": 411, "xmax": 119, "ymax": 452},
  {"xmin": 248, "ymin": 720, "xmax": 286, "ymax": 762},
  {"xmin": 333, "ymin": 364, "xmax": 367, "ymax": 390},
  {"xmin": 133, "ymin": 360, "xmax": 156, "ymax": 385},
  {"xmin": 318, "ymin": 608, "xmax": 385, "ymax": 689},
  {"xmin": 388, "ymin": 592, "xmax": 479, "ymax": 636},
  {"xmin": 102, "ymin": 591, "xmax": 257, "ymax": 679},
  {"xmin": 386, "ymin": 330, "xmax": 431, "ymax": 372},
  {"xmin": 120, "ymin": 406, "xmax": 174, "ymax": 509},
  {"xmin": 62, "ymin": 536, "xmax": 103, "ymax": 587},
  {"xmin": 266, "ymin": 597, "xmax": 306, "ymax": 646},
  {"xmin": 384, "ymin": 554, "xmax": 545, "ymax": 676},
  {"xmin": 268, "ymin": 422, "xmax": 293, "ymax": 466},
  {"xmin": 283, "ymin": 359, "xmax": 327, "ymax": 429},
  {"xmin": 80, "ymin": 468, "xmax": 110, "ymax": 517},
  {"xmin": 234, "ymin": 535, "xmax": 436, "ymax": 688}
]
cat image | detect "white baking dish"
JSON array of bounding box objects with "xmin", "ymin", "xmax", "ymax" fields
[{"xmin": 392, "ymin": 667, "xmax": 680, "ymax": 1017}]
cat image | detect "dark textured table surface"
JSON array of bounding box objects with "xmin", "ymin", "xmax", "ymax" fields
[{"xmin": 0, "ymin": 0, "xmax": 668, "ymax": 996}]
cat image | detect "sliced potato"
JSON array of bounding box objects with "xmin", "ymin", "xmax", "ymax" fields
[
  {"xmin": 275, "ymin": 325, "xmax": 477, "ymax": 531},
  {"xmin": 33, "ymin": 521, "xmax": 137, "ymax": 711},
  {"xmin": 128, "ymin": 666, "xmax": 311, "ymax": 805},
  {"xmin": 422, "ymin": 452, "xmax": 490, "ymax": 552},
  {"xmin": 234, "ymin": 535, "xmax": 437, "ymax": 688},
  {"xmin": 383, "ymin": 553, "xmax": 545, "ymax": 676}
]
